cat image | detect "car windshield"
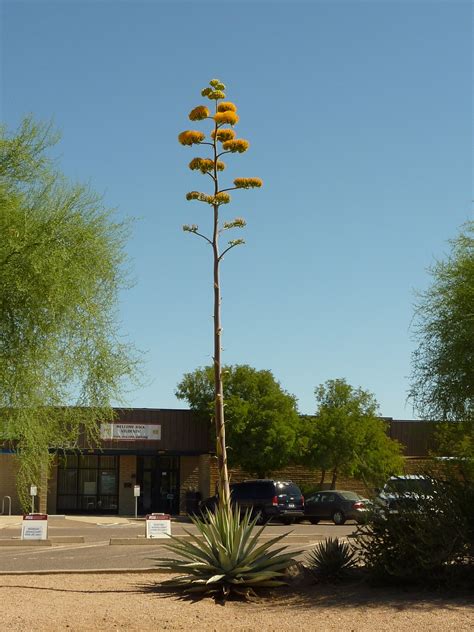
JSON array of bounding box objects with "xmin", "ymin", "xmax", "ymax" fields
[
  {"xmin": 276, "ymin": 483, "xmax": 301, "ymax": 496},
  {"xmin": 338, "ymin": 491, "xmax": 360, "ymax": 500},
  {"xmin": 386, "ymin": 478, "xmax": 434, "ymax": 494}
]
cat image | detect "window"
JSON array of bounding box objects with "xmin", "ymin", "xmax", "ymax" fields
[{"xmin": 57, "ymin": 454, "xmax": 119, "ymax": 513}]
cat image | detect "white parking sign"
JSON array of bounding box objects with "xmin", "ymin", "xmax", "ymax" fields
[
  {"xmin": 21, "ymin": 514, "xmax": 48, "ymax": 540},
  {"xmin": 145, "ymin": 514, "xmax": 171, "ymax": 539}
]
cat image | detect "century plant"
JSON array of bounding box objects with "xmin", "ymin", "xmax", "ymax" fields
[
  {"xmin": 159, "ymin": 506, "xmax": 296, "ymax": 601},
  {"xmin": 178, "ymin": 79, "xmax": 262, "ymax": 508},
  {"xmin": 305, "ymin": 537, "xmax": 357, "ymax": 582}
]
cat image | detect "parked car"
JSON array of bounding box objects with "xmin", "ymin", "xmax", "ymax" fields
[
  {"xmin": 197, "ymin": 479, "xmax": 304, "ymax": 524},
  {"xmin": 375, "ymin": 475, "xmax": 435, "ymax": 514},
  {"xmin": 303, "ymin": 490, "xmax": 369, "ymax": 525}
]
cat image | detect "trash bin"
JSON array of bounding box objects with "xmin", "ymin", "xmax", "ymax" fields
[{"xmin": 185, "ymin": 490, "xmax": 202, "ymax": 516}]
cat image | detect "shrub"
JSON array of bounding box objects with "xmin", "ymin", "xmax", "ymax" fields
[
  {"xmin": 305, "ymin": 537, "xmax": 357, "ymax": 581},
  {"xmin": 354, "ymin": 476, "xmax": 469, "ymax": 585},
  {"xmin": 158, "ymin": 504, "xmax": 297, "ymax": 601}
]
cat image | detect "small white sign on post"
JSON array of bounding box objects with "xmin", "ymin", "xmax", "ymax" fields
[
  {"xmin": 133, "ymin": 485, "xmax": 140, "ymax": 519},
  {"xmin": 146, "ymin": 513, "xmax": 171, "ymax": 539},
  {"xmin": 21, "ymin": 514, "xmax": 48, "ymax": 540},
  {"xmin": 30, "ymin": 485, "xmax": 37, "ymax": 514}
]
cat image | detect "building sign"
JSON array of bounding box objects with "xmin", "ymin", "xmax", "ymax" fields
[
  {"xmin": 21, "ymin": 514, "xmax": 48, "ymax": 540},
  {"xmin": 100, "ymin": 423, "xmax": 161, "ymax": 441},
  {"xmin": 146, "ymin": 514, "xmax": 171, "ymax": 539}
]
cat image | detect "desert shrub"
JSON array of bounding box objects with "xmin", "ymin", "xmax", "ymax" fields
[
  {"xmin": 354, "ymin": 477, "xmax": 469, "ymax": 585},
  {"xmin": 306, "ymin": 537, "xmax": 357, "ymax": 581}
]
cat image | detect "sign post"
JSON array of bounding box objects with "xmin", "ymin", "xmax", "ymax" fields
[
  {"xmin": 30, "ymin": 485, "xmax": 37, "ymax": 514},
  {"xmin": 145, "ymin": 514, "xmax": 171, "ymax": 539},
  {"xmin": 133, "ymin": 485, "xmax": 140, "ymax": 519},
  {"xmin": 21, "ymin": 514, "xmax": 48, "ymax": 540}
]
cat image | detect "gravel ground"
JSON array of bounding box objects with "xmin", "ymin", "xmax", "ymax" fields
[{"xmin": 1, "ymin": 571, "xmax": 473, "ymax": 631}]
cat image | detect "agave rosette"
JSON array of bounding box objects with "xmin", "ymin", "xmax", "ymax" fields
[{"xmin": 158, "ymin": 505, "xmax": 298, "ymax": 600}]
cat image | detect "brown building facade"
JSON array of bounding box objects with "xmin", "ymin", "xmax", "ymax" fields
[{"xmin": 0, "ymin": 411, "xmax": 438, "ymax": 516}]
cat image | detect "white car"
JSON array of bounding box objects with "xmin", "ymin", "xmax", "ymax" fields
[{"xmin": 376, "ymin": 475, "xmax": 435, "ymax": 514}]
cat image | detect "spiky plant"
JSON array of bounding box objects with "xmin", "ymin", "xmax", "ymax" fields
[
  {"xmin": 158, "ymin": 504, "xmax": 298, "ymax": 601},
  {"xmin": 305, "ymin": 537, "xmax": 357, "ymax": 581}
]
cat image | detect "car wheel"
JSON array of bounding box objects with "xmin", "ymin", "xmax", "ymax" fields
[
  {"xmin": 332, "ymin": 510, "xmax": 346, "ymax": 525},
  {"xmin": 309, "ymin": 518, "xmax": 320, "ymax": 524}
]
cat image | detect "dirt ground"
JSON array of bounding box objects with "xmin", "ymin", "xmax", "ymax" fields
[{"xmin": 1, "ymin": 571, "xmax": 473, "ymax": 631}]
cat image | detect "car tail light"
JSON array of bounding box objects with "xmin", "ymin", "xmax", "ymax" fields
[
  {"xmin": 272, "ymin": 496, "xmax": 278, "ymax": 506},
  {"xmin": 353, "ymin": 501, "xmax": 365, "ymax": 509}
]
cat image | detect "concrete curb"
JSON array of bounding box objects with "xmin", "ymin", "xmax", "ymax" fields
[
  {"xmin": 0, "ymin": 540, "xmax": 52, "ymax": 547},
  {"xmin": 0, "ymin": 567, "xmax": 175, "ymax": 576}
]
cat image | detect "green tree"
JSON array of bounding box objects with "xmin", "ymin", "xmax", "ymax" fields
[
  {"xmin": 0, "ymin": 117, "xmax": 137, "ymax": 509},
  {"xmin": 178, "ymin": 80, "xmax": 262, "ymax": 506},
  {"xmin": 410, "ymin": 220, "xmax": 473, "ymax": 464},
  {"xmin": 176, "ymin": 365, "xmax": 300, "ymax": 477},
  {"xmin": 301, "ymin": 379, "xmax": 403, "ymax": 489}
]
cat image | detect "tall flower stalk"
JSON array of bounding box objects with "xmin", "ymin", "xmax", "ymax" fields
[{"xmin": 179, "ymin": 79, "xmax": 262, "ymax": 510}]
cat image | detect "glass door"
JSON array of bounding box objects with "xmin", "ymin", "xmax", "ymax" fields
[{"xmin": 137, "ymin": 456, "xmax": 180, "ymax": 515}]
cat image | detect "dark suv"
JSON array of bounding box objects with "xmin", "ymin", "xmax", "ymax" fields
[{"xmin": 198, "ymin": 479, "xmax": 304, "ymax": 524}]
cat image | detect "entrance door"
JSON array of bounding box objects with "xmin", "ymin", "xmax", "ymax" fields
[{"xmin": 137, "ymin": 456, "xmax": 180, "ymax": 515}]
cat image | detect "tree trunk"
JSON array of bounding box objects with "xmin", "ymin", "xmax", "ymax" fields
[
  {"xmin": 330, "ymin": 468, "xmax": 338, "ymax": 489},
  {"xmin": 319, "ymin": 469, "xmax": 326, "ymax": 487}
]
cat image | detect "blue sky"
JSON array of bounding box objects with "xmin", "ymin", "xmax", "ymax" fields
[{"xmin": 1, "ymin": 1, "xmax": 472, "ymax": 418}]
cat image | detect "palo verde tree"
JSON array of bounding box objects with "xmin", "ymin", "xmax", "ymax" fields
[
  {"xmin": 410, "ymin": 220, "xmax": 473, "ymax": 469},
  {"xmin": 0, "ymin": 117, "xmax": 137, "ymax": 509},
  {"xmin": 178, "ymin": 79, "xmax": 262, "ymax": 507}
]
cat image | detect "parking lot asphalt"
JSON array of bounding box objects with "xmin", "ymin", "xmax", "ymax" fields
[{"xmin": 0, "ymin": 515, "xmax": 358, "ymax": 573}]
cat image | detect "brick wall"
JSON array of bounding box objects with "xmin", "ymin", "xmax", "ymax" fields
[
  {"xmin": 208, "ymin": 458, "xmax": 434, "ymax": 499},
  {"xmin": 0, "ymin": 454, "xmax": 22, "ymax": 514},
  {"xmin": 179, "ymin": 456, "xmax": 200, "ymax": 513}
]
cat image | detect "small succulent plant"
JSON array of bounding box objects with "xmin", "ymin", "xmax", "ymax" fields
[{"xmin": 305, "ymin": 537, "xmax": 357, "ymax": 581}]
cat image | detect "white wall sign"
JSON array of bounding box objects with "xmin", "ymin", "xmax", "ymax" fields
[
  {"xmin": 21, "ymin": 514, "xmax": 48, "ymax": 540},
  {"xmin": 100, "ymin": 423, "xmax": 161, "ymax": 441},
  {"xmin": 146, "ymin": 514, "xmax": 171, "ymax": 539}
]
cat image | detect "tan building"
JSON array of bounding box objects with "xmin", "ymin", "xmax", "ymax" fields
[{"xmin": 1, "ymin": 408, "xmax": 213, "ymax": 516}]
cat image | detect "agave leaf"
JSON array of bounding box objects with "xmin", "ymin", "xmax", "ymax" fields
[{"xmin": 206, "ymin": 574, "xmax": 226, "ymax": 584}]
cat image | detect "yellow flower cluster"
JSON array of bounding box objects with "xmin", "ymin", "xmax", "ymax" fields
[
  {"xmin": 188, "ymin": 157, "xmax": 213, "ymax": 173},
  {"xmin": 217, "ymin": 101, "xmax": 237, "ymax": 113},
  {"xmin": 233, "ymin": 177, "xmax": 263, "ymax": 188},
  {"xmin": 210, "ymin": 79, "xmax": 226, "ymax": 90},
  {"xmin": 189, "ymin": 157, "xmax": 226, "ymax": 173},
  {"xmin": 211, "ymin": 129, "xmax": 236, "ymax": 142},
  {"xmin": 178, "ymin": 130, "xmax": 205, "ymax": 146},
  {"xmin": 185, "ymin": 191, "xmax": 231, "ymax": 205},
  {"xmin": 208, "ymin": 90, "xmax": 225, "ymax": 100},
  {"xmin": 188, "ymin": 105, "xmax": 210, "ymax": 121},
  {"xmin": 222, "ymin": 139, "xmax": 249, "ymax": 153},
  {"xmin": 214, "ymin": 111, "xmax": 239, "ymax": 126},
  {"xmin": 213, "ymin": 192, "xmax": 231, "ymax": 205},
  {"xmin": 186, "ymin": 190, "xmax": 209, "ymax": 202},
  {"xmin": 223, "ymin": 217, "xmax": 247, "ymax": 229}
]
